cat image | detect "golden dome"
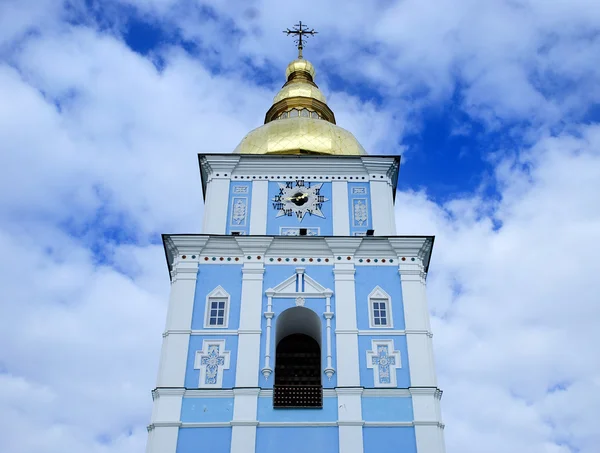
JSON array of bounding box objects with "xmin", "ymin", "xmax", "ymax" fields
[
  {"xmin": 273, "ymin": 82, "xmax": 326, "ymax": 104},
  {"xmin": 233, "ymin": 116, "xmax": 365, "ymax": 156},
  {"xmin": 235, "ymin": 56, "xmax": 365, "ymax": 156},
  {"xmin": 285, "ymin": 59, "xmax": 316, "ymax": 79}
]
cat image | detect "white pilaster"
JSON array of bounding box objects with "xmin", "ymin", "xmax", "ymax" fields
[
  {"xmin": 156, "ymin": 260, "xmax": 198, "ymax": 388},
  {"xmin": 146, "ymin": 425, "xmax": 179, "ymax": 453},
  {"xmin": 332, "ymin": 181, "xmax": 350, "ymax": 236},
  {"xmin": 326, "ymin": 238, "xmax": 361, "ymax": 387},
  {"xmin": 333, "ymin": 265, "xmax": 360, "ymax": 387},
  {"xmin": 230, "ymin": 388, "xmax": 260, "ymax": 453},
  {"xmin": 202, "ymin": 176, "xmax": 230, "ymax": 234},
  {"xmin": 234, "ymin": 237, "xmax": 272, "ymax": 387},
  {"xmin": 235, "ymin": 264, "xmax": 264, "ymax": 387},
  {"xmin": 399, "ymin": 260, "xmax": 437, "ymax": 387},
  {"xmin": 146, "ymin": 388, "xmax": 185, "ymax": 453},
  {"xmin": 337, "ymin": 388, "xmax": 364, "ymax": 453},
  {"xmin": 249, "ymin": 180, "xmax": 268, "ymax": 235},
  {"xmin": 411, "ymin": 388, "xmax": 446, "ymax": 453},
  {"xmin": 370, "ymin": 180, "xmax": 394, "ymax": 236}
]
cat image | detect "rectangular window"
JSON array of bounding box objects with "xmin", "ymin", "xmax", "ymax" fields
[
  {"xmin": 208, "ymin": 299, "xmax": 227, "ymax": 326},
  {"xmin": 372, "ymin": 300, "xmax": 388, "ymax": 326}
]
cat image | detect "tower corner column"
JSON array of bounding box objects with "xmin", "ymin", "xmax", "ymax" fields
[{"xmin": 148, "ymin": 258, "xmax": 198, "ymax": 453}]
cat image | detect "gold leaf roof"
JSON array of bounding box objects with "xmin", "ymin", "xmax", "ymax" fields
[
  {"xmin": 235, "ymin": 57, "xmax": 366, "ymax": 156},
  {"xmin": 273, "ymin": 82, "xmax": 326, "ymax": 104},
  {"xmin": 233, "ymin": 116, "xmax": 366, "ymax": 155}
]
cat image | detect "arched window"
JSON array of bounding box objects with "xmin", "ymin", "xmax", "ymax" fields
[{"xmin": 274, "ymin": 307, "xmax": 322, "ymax": 408}]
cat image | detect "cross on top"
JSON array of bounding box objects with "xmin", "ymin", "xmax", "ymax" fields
[{"xmin": 283, "ymin": 21, "xmax": 318, "ymax": 59}]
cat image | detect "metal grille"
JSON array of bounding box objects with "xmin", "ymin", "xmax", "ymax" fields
[{"xmin": 273, "ymin": 385, "xmax": 323, "ymax": 408}]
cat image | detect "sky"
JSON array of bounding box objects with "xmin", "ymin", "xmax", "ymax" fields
[{"xmin": 1, "ymin": 1, "xmax": 600, "ymax": 452}]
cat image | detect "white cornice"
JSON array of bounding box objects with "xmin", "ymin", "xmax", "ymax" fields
[
  {"xmin": 198, "ymin": 154, "xmax": 401, "ymax": 201},
  {"xmin": 201, "ymin": 154, "xmax": 397, "ymax": 177},
  {"xmin": 163, "ymin": 235, "xmax": 434, "ymax": 280},
  {"xmin": 235, "ymin": 236, "xmax": 273, "ymax": 255},
  {"xmin": 184, "ymin": 389, "xmax": 235, "ymax": 397},
  {"xmin": 324, "ymin": 237, "xmax": 363, "ymax": 256}
]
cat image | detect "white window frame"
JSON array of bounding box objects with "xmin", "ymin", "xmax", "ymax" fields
[
  {"xmin": 204, "ymin": 286, "xmax": 231, "ymax": 328},
  {"xmin": 368, "ymin": 286, "xmax": 393, "ymax": 328}
]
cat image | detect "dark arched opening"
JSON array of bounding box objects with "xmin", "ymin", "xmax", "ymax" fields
[{"xmin": 274, "ymin": 333, "xmax": 322, "ymax": 408}]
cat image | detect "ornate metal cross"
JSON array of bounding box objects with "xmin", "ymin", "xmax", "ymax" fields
[{"xmin": 283, "ymin": 21, "xmax": 318, "ymax": 59}]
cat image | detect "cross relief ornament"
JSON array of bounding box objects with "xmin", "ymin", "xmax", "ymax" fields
[
  {"xmin": 194, "ymin": 340, "xmax": 231, "ymax": 388},
  {"xmin": 366, "ymin": 340, "xmax": 401, "ymax": 387}
]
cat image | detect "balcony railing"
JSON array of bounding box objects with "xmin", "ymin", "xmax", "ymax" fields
[{"xmin": 273, "ymin": 385, "xmax": 323, "ymax": 408}]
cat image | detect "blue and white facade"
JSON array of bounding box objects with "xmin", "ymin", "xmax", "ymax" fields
[{"xmin": 147, "ymin": 154, "xmax": 445, "ymax": 453}]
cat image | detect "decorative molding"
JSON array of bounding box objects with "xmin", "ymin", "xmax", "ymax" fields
[
  {"xmin": 234, "ymin": 236, "xmax": 273, "ymax": 255},
  {"xmin": 194, "ymin": 339, "xmax": 231, "ymax": 388},
  {"xmin": 151, "ymin": 388, "xmax": 186, "ymax": 398},
  {"xmin": 261, "ymin": 294, "xmax": 274, "ymax": 381},
  {"xmin": 363, "ymin": 421, "xmax": 414, "ymax": 427},
  {"xmin": 163, "ymin": 236, "xmax": 434, "ymax": 281},
  {"xmin": 183, "ymin": 389, "xmax": 235, "ymax": 398},
  {"xmin": 366, "ymin": 339, "xmax": 402, "ymax": 388},
  {"xmin": 148, "ymin": 422, "xmax": 182, "ymax": 429},
  {"xmin": 172, "ymin": 420, "xmax": 440, "ymax": 428},
  {"xmin": 362, "ymin": 388, "xmax": 411, "ymax": 397},
  {"xmin": 335, "ymin": 387, "xmax": 364, "ymax": 395},
  {"xmin": 233, "ymin": 388, "xmax": 261, "ymax": 396},
  {"xmin": 258, "ymin": 421, "xmax": 339, "ymax": 427}
]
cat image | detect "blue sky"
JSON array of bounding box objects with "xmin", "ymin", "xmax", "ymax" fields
[{"xmin": 1, "ymin": 1, "xmax": 600, "ymax": 453}]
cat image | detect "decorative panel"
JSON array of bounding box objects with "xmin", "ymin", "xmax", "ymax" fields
[
  {"xmin": 226, "ymin": 181, "xmax": 252, "ymax": 235},
  {"xmin": 348, "ymin": 182, "xmax": 372, "ymax": 236}
]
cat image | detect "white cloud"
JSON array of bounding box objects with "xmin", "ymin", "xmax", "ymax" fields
[{"xmin": 396, "ymin": 124, "xmax": 600, "ymax": 453}]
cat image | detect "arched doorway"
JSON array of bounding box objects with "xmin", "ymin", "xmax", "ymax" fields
[{"xmin": 274, "ymin": 307, "xmax": 322, "ymax": 408}]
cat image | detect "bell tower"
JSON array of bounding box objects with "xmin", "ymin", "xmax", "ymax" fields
[{"xmin": 146, "ymin": 23, "xmax": 446, "ymax": 453}]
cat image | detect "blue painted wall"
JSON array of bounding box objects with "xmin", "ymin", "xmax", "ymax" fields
[
  {"xmin": 226, "ymin": 181, "xmax": 252, "ymax": 235},
  {"xmin": 348, "ymin": 182, "xmax": 373, "ymax": 236},
  {"xmin": 355, "ymin": 266, "xmax": 405, "ymax": 330},
  {"xmin": 362, "ymin": 396, "xmax": 414, "ymax": 421},
  {"xmin": 358, "ymin": 335, "xmax": 410, "ymax": 388},
  {"xmin": 185, "ymin": 335, "xmax": 238, "ymax": 388},
  {"xmin": 259, "ymin": 264, "xmax": 337, "ymax": 388},
  {"xmin": 266, "ymin": 181, "xmax": 333, "ymax": 235},
  {"xmin": 257, "ymin": 396, "xmax": 338, "ymax": 422},
  {"xmin": 256, "ymin": 427, "xmax": 338, "ymax": 453},
  {"xmin": 363, "ymin": 427, "xmax": 417, "ymax": 453},
  {"xmin": 180, "ymin": 398, "xmax": 235, "ymax": 422},
  {"xmin": 192, "ymin": 264, "xmax": 243, "ymax": 330},
  {"xmin": 176, "ymin": 427, "xmax": 232, "ymax": 453}
]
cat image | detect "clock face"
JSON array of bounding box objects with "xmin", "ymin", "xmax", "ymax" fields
[{"xmin": 271, "ymin": 180, "xmax": 329, "ymax": 221}]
